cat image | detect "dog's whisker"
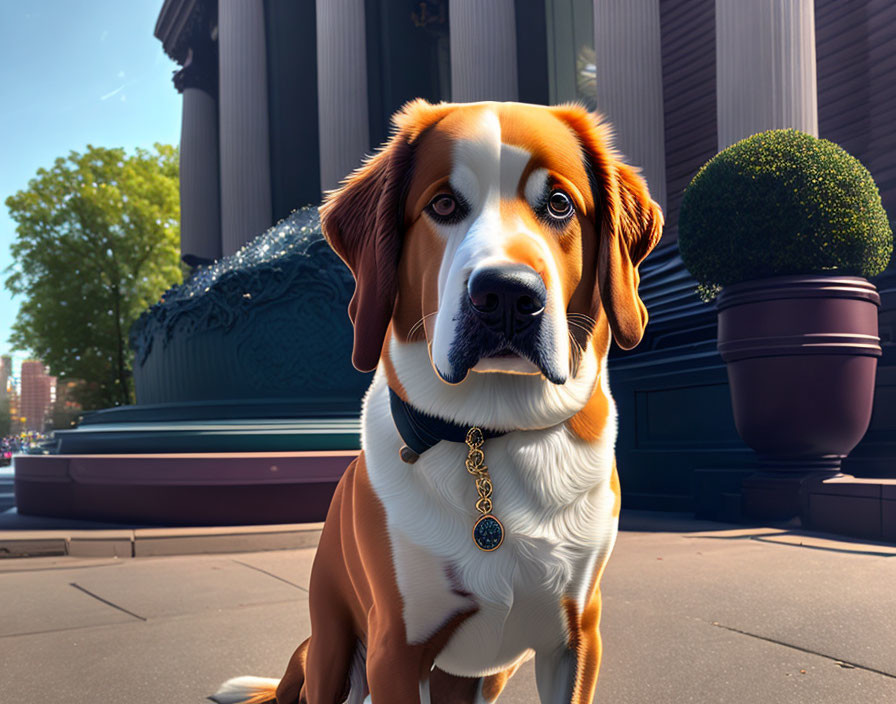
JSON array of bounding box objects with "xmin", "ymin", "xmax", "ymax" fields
[
  {"xmin": 567, "ymin": 318, "xmax": 592, "ymax": 379},
  {"xmin": 567, "ymin": 320, "xmax": 593, "ymax": 334},
  {"xmin": 567, "ymin": 312, "xmax": 597, "ymax": 325},
  {"xmin": 567, "ymin": 321, "xmax": 595, "ymax": 344},
  {"xmin": 407, "ymin": 311, "xmax": 438, "ymax": 341},
  {"xmin": 567, "ymin": 330, "xmax": 584, "ymax": 377},
  {"xmin": 567, "ymin": 314, "xmax": 597, "ymax": 332}
]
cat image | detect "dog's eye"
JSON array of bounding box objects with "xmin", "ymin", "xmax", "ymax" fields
[
  {"xmin": 429, "ymin": 194, "xmax": 457, "ymax": 218},
  {"xmin": 547, "ymin": 190, "xmax": 574, "ymax": 219}
]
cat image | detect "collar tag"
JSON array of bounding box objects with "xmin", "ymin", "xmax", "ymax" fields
[{"xmin": 465, "ymin": 427, "xmax": 504, "ymax": 552}]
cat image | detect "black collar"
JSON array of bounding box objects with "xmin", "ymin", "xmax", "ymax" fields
[{"xmin": 388, "ymin": 387, "xmax": 507, "ymax": 461}]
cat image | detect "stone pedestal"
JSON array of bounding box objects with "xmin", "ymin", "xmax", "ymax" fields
[
  {"xmin": 801, "ymin": 475, "xmax": 896, "ymax": 541},
  {"xmin": 15, "ymin": 451, "xmax": 355, "ymax": 526},
  {"xmin": 742, "ymin": 471, "xmax": 828, "ymax": 523},
  {"xmin": 17, "ymin": 208, "xmax": 370, "ymax": 526}
]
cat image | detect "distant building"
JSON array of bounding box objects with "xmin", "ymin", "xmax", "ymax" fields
[
  {"xmin": 7, "ymin": 389, "xmax": 21, "ymax": 435},
  {"xmin": 0, "ymin": 355, "xmax": 10, "ymax": 399},
  {"xmin": 19, "ymin": 361, "xmax": 55, "ymax": 433},
  {"xmin": 0, "ymin": 356, "xmax": 11, "ymax": 436}
]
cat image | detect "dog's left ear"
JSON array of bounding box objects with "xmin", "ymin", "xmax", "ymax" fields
[
  {"xmin": 552, "ymin": 106, "xmax": 664, "ymax": 350},
  {"xmin": 599, "ymin": 159, "xmax": 664, "ymax": 349}
]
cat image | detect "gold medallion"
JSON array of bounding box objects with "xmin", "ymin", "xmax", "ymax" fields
[{"xmin": 465, "ymin": 427, "xmax": 504, "ymax": 551}]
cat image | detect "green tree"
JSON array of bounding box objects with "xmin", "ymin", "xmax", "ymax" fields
[{"xmin": 5, "ymin": 144, "xmax": 181, "ymax": 409}]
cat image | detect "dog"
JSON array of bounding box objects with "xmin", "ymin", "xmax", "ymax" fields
[{"xmin": 213, "ymin": 99, "xmax": 662, "ymax": 704}]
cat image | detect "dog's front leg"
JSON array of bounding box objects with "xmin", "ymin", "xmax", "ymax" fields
[
  {"xmin": 365, "ymin": 605, "xmax": 479, "ymax": 704},
  {"xmin": 535, "ymin": 647, "xmax": 577, "ymax": 704},
  {"xmin": 534, "ymin": 640, "xmax": 603, "ymax": 704},
  {"xmin": 534, "ymin": 592, "xmax": 604, "ymax": 704},
  {"xmin": 365, "ymin": 614, "xmax": 434, "ymax": 704}
]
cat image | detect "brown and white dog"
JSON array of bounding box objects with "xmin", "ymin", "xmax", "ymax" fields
[{"xmin": 214, "ymin": 100, "xmax": 662, "ymax": 704}]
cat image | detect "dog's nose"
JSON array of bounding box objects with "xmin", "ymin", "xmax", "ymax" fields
[{"xmin": 467, "ymin": 264, "xmax": 546, "ymax": 336}]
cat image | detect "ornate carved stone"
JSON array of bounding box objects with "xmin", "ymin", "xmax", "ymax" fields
[
  {"xmin": 173, "ymin": 46, "xmax": 217, "ymax": 96},
  {"xmin": 130, "ymin": 206, "xmax": 371, "ymax": 410},
  {"xmin": 155, "ymin": 0, "xmax": 215, "ymax": 66}
]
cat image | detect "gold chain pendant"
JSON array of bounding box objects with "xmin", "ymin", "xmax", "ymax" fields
[{"xmin": 465, "ymin": 427, "xmax": 504, "ymax": 551}]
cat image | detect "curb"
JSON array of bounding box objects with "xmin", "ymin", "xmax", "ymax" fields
[{"xmin": 0, "ymin": 522, "xmax": 325, "ymax": 559}]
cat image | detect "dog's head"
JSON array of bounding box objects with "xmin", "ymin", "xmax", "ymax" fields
[{"xmin": 321, "ymin": 100, "xmax": 662, "ymax": 391}]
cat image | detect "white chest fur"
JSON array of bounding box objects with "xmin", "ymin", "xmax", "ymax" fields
[{"xmin": 362, "ymin": 367, "xmax": 619, "ymax": 677}]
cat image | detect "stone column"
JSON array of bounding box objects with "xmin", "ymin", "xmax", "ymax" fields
[
  {"xmin": 450, "ymin": 0, "xmax": 518, "ymax": 102},
  {"xmin": 175, "ymin": 50, "xmax": 221, "ymax": 263},
  {"xmin": 316, "ymin": 0, "xmax": 370, "ymax": 193},
  {"xmin": 716, "ymin": 0, "xmax": 818, "ymax": 150},
  {"xmin": 218, "ymin": 0, "xmax": 272, "ymax": 255},
  {"xmin": 593, "ymin": 0, "xmax": 667, "ymax": 212}
]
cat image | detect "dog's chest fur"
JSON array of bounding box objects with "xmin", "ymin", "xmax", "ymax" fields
[{"xmin": 363, "ymin": 371, "xmax": 619, "ymax": 677}]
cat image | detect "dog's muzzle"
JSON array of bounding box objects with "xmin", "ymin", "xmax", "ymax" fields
[
  {"xmin": 441, "ymin": 263, "xmax": 564, "ymax": 385},
  {"xmin": 467, "ymin": 264, "xmax": 546, "ymax": 338}
]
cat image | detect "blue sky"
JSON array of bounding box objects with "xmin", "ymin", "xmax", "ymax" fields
[{"xmin": 0, "ymin": 1, "xmax": 181, "ymax": 381}]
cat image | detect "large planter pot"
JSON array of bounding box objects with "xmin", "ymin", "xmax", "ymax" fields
[{"xmin": 716, "ymin": 275, "xmax": 882, "ymax": 518}]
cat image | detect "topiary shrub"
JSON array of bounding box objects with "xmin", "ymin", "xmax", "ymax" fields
[{"xmin": 678, "ymin": 129, "xmax": 892, "ymax": 300}]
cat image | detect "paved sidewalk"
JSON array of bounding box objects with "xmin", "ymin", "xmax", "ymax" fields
[{"xmin": 2, "ymin": 511, "xmax": 895, "ymax": 703}]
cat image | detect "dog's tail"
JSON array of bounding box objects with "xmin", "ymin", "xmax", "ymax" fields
[{"xmin": 209, "ymin": 676, "xmax": 279, "ymax": 704}]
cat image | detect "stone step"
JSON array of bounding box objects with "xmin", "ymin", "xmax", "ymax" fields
[
  {"xmin": 13, "ymin": 450, "xmax": 356, "ymax": 526},
  {"xmin": 803, "ymin": 476, "xmax": 896, "ymax": 542}
]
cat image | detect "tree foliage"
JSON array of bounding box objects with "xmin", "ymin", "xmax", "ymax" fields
[{"xmin": 5, "ymin": 144, "xmax": 182, "ymax": 409}]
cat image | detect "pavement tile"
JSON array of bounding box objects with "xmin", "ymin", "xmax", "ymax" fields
[
  {"xmin": 71, "ymin": 553, "xmax": 308, "ymax": 619},
  {"xmin": 4, "ymin": 516, "xmax": 896, "ymax": 702},
  {"xmin": 0, "ymin": 555, "xmax": 123, "ymax": 574},
  {"xmin": 754, "ymin": 531, "xmax": 896, "ymax": 556},
  {"xmin": 0, "ymin": 600, "xmax": 311, "ymax": 704},
  {"xmin": 133, "ymin": 524, "xmax": 323, "ymax": 557},
  {"xmin": 593, "ymin": 596, "xmax": 896, "ymax": 704},
  {"xmin": 603, "ymin": 530, "xmax": 896, "ymax": 679},
  {"xmin": 234, "ymin": 547, "xmax": 316, "ymax": 591},
  {"xmin": 0, "ymin": 565, "xmax": 136, "ymax": 637}
]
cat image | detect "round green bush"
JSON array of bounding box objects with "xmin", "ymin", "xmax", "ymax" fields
[{"xmin": 678, "ymin": 129, "xmax": 892, "ymax": 296}]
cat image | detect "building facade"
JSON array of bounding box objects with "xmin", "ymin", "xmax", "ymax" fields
[
  {"xmin": 0, "ymin": 355, "xmax": 11, "ymax": 436},
  {"xmin": 149, "ymin": 0, "xmax": 895, "ymax": 528},
  {"xmin": 154, "ymin": 0, "xmax": 895, "ymax": 261},
  {"xmin": 19, "ymin": 361, "xmax": 55, "ymax": 434},
  {"xmin": 0, "ymin": 355, "xmax": 10, "ymax": 400}
]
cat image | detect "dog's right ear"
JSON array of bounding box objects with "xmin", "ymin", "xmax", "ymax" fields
[
  {"xmin": 320, "ymin": 99, "xmax": 451, "ymax": 373},
  {"xmin": 319, "ymin": 133, "xmax": 412, "ymax": 373}
]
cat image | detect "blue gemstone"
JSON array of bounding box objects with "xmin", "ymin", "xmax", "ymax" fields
[{"xmin": 473, "ymin": 515, "xmax": 504, "ymax": 551}]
